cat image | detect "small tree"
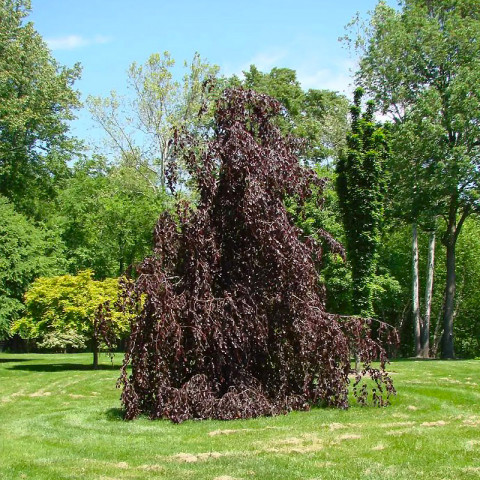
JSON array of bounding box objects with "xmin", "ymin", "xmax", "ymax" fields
[
  {"xmin": 12, "ymin": 271, "xmax": 129, "ymax": 368},
  {"xmin": 119, "ymin": 88, "xmax": 396, "ymax": 422},
  {"xmin": 337, "ymin": 88, "xmax": 389, "ymax": 316}
]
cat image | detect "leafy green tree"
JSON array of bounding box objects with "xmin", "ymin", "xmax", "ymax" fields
[
  {"xmin": 337, "ymin": 88, "xmax": 389, "ymax": 316},
  {"xmin": 88, "ymin": 52, "xmax": 219, "ymax": 191},
  {"xmin": 0, "ymin": 0, "xmax": 81, "ymax": 218},
  {"xmin": 55, "ymin": 158, "xmax": 171, "ymax": 278},
  {"xmin": 387, "ymin": 93, "xmax": 442, "ymax": 358},
  {"xmin": 0, "ymin": 196, "xmax": 65, "ymax": 339},
  {"xmin": 380, "ymin": 218, "xmax": 480, "ymax": 359},
  {"xmin": 352, "ymin": 0, "xmax": 480, "ymax": 358},
  {"xmin": 239, "ymin": 65, "xmax": 349, "ymax": 165},
  {"xmin": 12, "ymin": 270, "xmax": 128, "ymax": 368}
]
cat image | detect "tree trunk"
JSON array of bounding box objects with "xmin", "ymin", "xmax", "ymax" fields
[
  {"xmin": 441, "ymin": 238, "xmax": 456, "ymax": 359},
  {"xmin": 93, "ymin": 336, "xmax": 99, "ymax": 370},
  {"xmin": 432, "ymin": 289, "xmax": 445, "ymax": 358},
  {"xmin": 412, "ymin": 223, "xmax": 421, "ymax": 356},
  {"xmin": 118, "ymin": 232, "xmax": 125, "ymax": 276},
  {"xmin": 420, "ymin": 230, "xmax": 435, "ymax": 357},
  {"xmin": 440, "ymin": 202, "xmax": 470, "ymax": 359}
]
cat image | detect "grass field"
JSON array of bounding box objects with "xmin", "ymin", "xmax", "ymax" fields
[{"xmin": 0, "ymin": 353, "xmax": 479, "ymax": 480}]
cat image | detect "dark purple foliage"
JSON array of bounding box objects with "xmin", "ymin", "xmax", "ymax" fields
[{"xmin": 118, "ymin": 88, "xmax": 396, "ymax": 422}]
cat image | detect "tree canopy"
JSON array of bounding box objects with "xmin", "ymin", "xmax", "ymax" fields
[
  {"xmin": 88, "ymin": 51, "xmax": 219, "ymax": 192},
  {"xmin": 0, "ymin": 196, "xmax": 65, "ymax": 339},
  {"xmin": 239, "ymin": 65, "xmax": 349, "ymax": 165},
  {"xmin": 55, "ymin": 157, "xmax": 171, "ymax": 278},
  {"xmin": 0, "ymin": 0, "xmax": 81, "ymax": 218},
  {"xmin": 12, "ymin": 270, "xmax": 129, "ymax": 367}
]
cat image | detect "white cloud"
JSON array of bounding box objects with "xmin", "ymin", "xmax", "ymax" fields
[
  {"xmin": 47, "ymin": 34, "xmax": 111, "ymax": 51},
  {"xmin": 223, "ymin": 48, "xmax": 288, "ymax": 78},
  {"xmin": 241, "ymin": 49, "xmax": 288, "ymax": 73},
  {"xmin": 296, "ymin": 59, "xmax": 357, "ymax": 95},
  {"xmin": 296, "ymin": 68, "xmax": 352, "ymax": 94},
  {"xmin": 222, "ymin": 45, "xmax": 357, "ymax": 97}
]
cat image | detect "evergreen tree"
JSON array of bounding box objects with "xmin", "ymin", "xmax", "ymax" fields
[{"xmin": 337, "ymin": 88, "xmax": 389, "ymax": 316}]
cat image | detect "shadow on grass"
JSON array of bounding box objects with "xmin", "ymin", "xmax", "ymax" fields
[
  {"xmin": 0, "ymin": 358, "xmax": 30, "ymax": 363},
  {"xmin": 391, "ymin": 357, "xmax": 466, "ymax": 362},
  {"xmin": 7, "ymin": 363, "xmax": 120, "ymax": 372},
  {"xmin": 105, "ymin": 408, "xmax": 126, "ymax": 421}
]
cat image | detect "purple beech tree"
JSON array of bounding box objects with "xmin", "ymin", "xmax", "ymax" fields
[{"xmin": 118, "ymin": 88, "xmax": 396, "ymax": 422}]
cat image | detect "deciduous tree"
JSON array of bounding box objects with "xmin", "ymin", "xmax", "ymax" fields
[
  {"xmin": 0, "ymin": 196, "xmax": 65, "ymax": 339},
  {"xmin": 0, "ymin": 0, "xmax": 81, "ymax": 217},
  {"xmin": 240, "ymin": 65, "xmax": 349, "ymax": 165},
  {"xmin": 12, "ymin": 270, "xmax": 129, "ymax": 368},
  {"xmin": 88, "ymin": 52, "xmax": 218, "ymax": 191},
  {"xmin": 119, "ymin": 88, "xmax": 396, "ymax": 422},
  {"xmin": 351, "ymin": 0, "xmax": 480, "ymax": 358},
  {"xmin": 55, "ymin": 157, "xmax": 171, "ymax": 278}
]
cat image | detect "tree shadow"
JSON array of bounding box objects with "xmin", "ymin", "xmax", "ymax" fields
[
  {"xmin": 105, "ymin": 408, "xmax": 125, "ymax": 421},
  {"xmin": 391, "ymin": 357, "xmax": 465, "ymax": 362},
  {"xmin": 0, "ymin": 358, "xmax": 30, "ymax": 363},
  {"xmin": 7, "ymin": 363, "xmax": 120, "ymax": 372}
]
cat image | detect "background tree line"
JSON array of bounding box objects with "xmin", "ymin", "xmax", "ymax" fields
[{"xmin": 1, "ymin": 0, "xmax": 479, "ymax": 359}]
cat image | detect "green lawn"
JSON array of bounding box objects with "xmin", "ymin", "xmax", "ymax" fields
[{"xmin": 0, "ymin": 353, "xmax": 479, "ymax": 480}]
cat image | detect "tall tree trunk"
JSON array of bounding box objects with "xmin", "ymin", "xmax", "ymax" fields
[
  {"xmin": 412, "ymin": 223, "xmax": 421, "ymax": 356},
  {"xmin": 432, "ymin": 289, "xmax": 445, "ymax": 358},
  {"xmin": 440, "ymin": 203, "xmax": 469, "ymax": 359},
  {"xmin": 420, "ymin": 230, "xmax": 435, "ymax": 357},
  {"xmin": 441, "ymin": 237, "xmax": 456, "ymax": 359}
]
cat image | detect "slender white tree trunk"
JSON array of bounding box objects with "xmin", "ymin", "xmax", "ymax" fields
[
  {"xmin": 420, "ymin": 231, "xmax": 435, "ymax": 357},
  {"xmin": 412, "ymin": 223, "xmax": 421, "ymax": 356},
  {"xmin": 432, "ymin": 290, "xmax": 445, "ymax": 358}
]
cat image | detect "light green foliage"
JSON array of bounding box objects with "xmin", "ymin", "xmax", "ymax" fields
[
  {"xmin": 337, "ymin": 88, "xmax": 389, "ymax": 316},
  {"xmin": 0, "ymin": 0, "xmax": 81, "ymax": 217},
  {"xmin": 55, "ymin": 157, "xmax": 171, "ymax": 278},
  {"xmin": 88, "ymin": 52, "xmax": 219, "ymax": 190},
  {"xmin": 0, "ymin": 196, "xmax": 65, "ymax": 339},
  {"xmin": 12, "ymin": 271, "xmax": 128, "ymax": 359},
  {"xmin": 240, "ymin": 65, "xmax": 349, "ymax": 165}
]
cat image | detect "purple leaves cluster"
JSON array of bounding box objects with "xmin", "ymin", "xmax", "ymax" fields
[{"xmin": 118, "ymin": 88, "xmax": 396, "ymax": 422}]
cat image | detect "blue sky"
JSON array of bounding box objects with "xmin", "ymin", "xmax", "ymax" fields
[{"xmin": 29, "ymin": 0, "xmax": 396, "ymax": 142}]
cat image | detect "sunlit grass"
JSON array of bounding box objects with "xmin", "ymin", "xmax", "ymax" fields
[{"xmin": 0, "ymin": 353, "xmax": 479, "ymax": 479}]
